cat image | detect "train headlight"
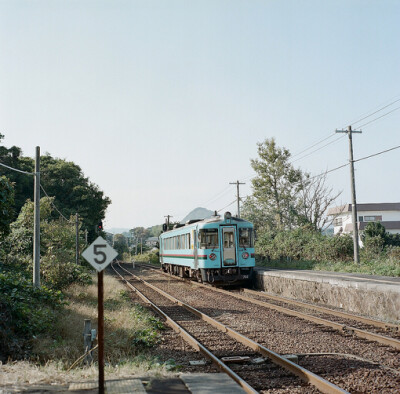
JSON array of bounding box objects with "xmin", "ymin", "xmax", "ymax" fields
[
  {"xmin": 242, "ymin": 252, "xmax": 249, "ymax": 259},
  {"xmin": 209, "ymin": 253, "xmax": 217, "ymax": 261}
]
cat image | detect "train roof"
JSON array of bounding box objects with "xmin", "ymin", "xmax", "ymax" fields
[{"xmin": 161, "ymin": 212, "xmax": 252, "ymax": 235}]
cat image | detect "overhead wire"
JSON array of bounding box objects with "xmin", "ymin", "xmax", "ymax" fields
[
  {"xmin": 357, "ymin": 105, "xmax": 400, "ymax": 128},
  {"xmin": 291, "ymin": 135, "xmax": 346, "ymax": 164},
  {"xmin": 347, "ymin": 96, "xmax": 400, "ymax": 127},
  {"xmin": 40, "ymin": 184, "xmax": 74, "ymax": 223},
  {"xmin": 202, "ymin": 185, "xmax": 232, "ymax": 206},
  {"xmin": 290, "ymin": 133, "xmax": 337, "ymax": 159},
  {"xmin": 307, "ymin": 144, "xmax": 400, "ymax": 181},
  {"xmin": 217, "ymin": 199, "xmax": 237, "ymax": 213},
  {"xmin": 0, "ymin": 161, "xmax": 34, "ymax": 175}
]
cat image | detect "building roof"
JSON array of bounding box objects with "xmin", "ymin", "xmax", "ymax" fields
[
  {"xmin": 344, "ymin": 221, "xmax": 400, "ymax": 232},
  {"xmin": 328, "ymin": 203, "xmax": 400, "ymax": 216}
]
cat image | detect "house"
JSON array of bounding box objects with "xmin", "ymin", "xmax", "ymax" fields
[
  {"xmin": 327, "ymin": 203, "xmax": 400, "ymax": 239},
  {"xmin": 145, "ymin": 237, "xmax": 159, "ymax": 247}
]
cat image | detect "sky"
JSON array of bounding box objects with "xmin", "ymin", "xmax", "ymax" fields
[{"xmin": 1, "ymin": 0, "xmax": 399, "ymax": 229}]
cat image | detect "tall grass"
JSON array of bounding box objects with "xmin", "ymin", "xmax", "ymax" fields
[{"xmin": 31, "ymin": 273, "xmax": 166, "ymax": 368}]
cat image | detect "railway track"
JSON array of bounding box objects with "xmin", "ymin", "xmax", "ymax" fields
[
  {"xmin": 138, "ymin": 262, "xmax": 400, "ymax": 350},
  {"xmin": 112, "ymin": 261, "xmax": 348, "ymax": 393},
  {"xmin": 126, "ymin": 262, "xmax": 400, "ymax": 392}
]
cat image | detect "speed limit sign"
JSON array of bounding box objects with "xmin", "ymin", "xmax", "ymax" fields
[{"xmin": 82, "ymin": 236, "xmax": 118, "ymax": 272}]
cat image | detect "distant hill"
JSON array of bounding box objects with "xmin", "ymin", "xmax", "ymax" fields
[
  {"xmin": 106, "ymin": 228, "xmax": 130, "ymax": 235},
  {"xmin": 180, "ymin": 207, "xmax": 215, "ymax": 224}
]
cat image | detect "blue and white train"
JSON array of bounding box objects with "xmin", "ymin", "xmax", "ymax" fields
[{"xmin": 159, "ymin": 212, "xmax": 255, "ymax": 284}]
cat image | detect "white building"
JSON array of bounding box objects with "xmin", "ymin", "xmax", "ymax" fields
[{"xmin": 328, "ymin": 203, "xmax": 400, "ymax": 238}]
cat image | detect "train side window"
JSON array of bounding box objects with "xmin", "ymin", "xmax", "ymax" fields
[{"xmin": 239, "ymin": 228, "xmax": 254, "ymax": 248}]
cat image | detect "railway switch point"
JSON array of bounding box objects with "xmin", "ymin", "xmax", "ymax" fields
[
  {"xmin": 189, "ymin": 360, "xmax": 207, "ymax": 366},
  {"xmin": 282, "ymin": 354, "xmax": 299, "ymax": 364}
]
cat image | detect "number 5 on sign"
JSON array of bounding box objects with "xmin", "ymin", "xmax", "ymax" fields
[{"xmin": 82, "ymin": 237, "xmax": 118, "ymax": 272}]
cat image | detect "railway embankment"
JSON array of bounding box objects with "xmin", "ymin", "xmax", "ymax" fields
[{"xmin": 255, "ymin": 268, "xmax": 400, "ymax": 322}]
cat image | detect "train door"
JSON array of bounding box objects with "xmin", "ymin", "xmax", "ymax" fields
[{"xmin": 221, "ymin": 227, "xmax": 237, "ymax": 266}]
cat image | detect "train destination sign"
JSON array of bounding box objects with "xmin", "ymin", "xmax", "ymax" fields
[{"xmin": 82, "ymin": 236, "xmax": 118, "ymax": 272}]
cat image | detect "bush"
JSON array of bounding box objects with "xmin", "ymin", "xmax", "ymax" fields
[
  {"xmin": 41, "ymin": 258, "xmax": 92, "ymax": 290},
  {"xmin": 0, "ymin": 268, "xmax": 64, "ymax": 358},
  {"xmin": 133, "ymin": 251, "xmax": 159, "ymax": 264}
]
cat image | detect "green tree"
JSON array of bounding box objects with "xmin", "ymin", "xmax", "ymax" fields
[
  {"xmin": 0, "ymin": 176, "xmax": 15, "ymax": 238},
  {"xmin": 132, "ymin": 227, "xmax": 150, "ymax": 241},
  {"xmin": 3, "ymin": 197, "xmax": 91, "ymax": 289},
  {"xmin": 0, "ymin": 134, "xmax": 34, "ymax": 218},
  {"xmin": 113, "ymin": 234, "xmax": 129, "ymax": 258},
  {"xmin": 0, "ymin": 135, "xmax": 111, "ymax": 243},
  {"xmin": 250, "ymin": 138, "xmax": 303, "ymax": 229}
]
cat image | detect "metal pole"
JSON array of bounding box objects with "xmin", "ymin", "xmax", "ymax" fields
[
  {"xmin": 348, "ymin": 127, "xmax": 360, "ymax": 264},
  {"xmin": 33, "ymin": 146, "xmax": 40, "ymax": 287},
  {"xmin": 98, "ymin": 271, "xmax": 104, "ymax": 394},
  {"xmin": 141, "ymin": 237, "xmax": 143, "ymax": 254},
  {"xmin": 75, "ymin": 213, "xmax": 80, "ymax": 265}
]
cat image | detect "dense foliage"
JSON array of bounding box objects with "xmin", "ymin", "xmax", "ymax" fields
[
  {"xmin": 0, "ymin": 134, "xmax": 111, "ymax": 242},
  {"xmin": 0, "ymin": 175, "xmax": 15, "ymax": 238},
  {"xmin": 0, "ymin": 265, "xmax": 64, "ymax": 358},
  {"xmin": 0, "ymin": 135, "xmax": 105, "ymax": 358}
]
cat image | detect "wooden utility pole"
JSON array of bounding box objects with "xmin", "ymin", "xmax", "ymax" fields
[
  {"xmin": 229, "ymin": 180, "xmax": 245, "ymax": 218},
  {"xmin": 33, "ymin": 146, "xmax": 40, "ymax": 287},
  {"xmin": 164, "ymin": 215, "xmax": 173, "ymax": 230},
  {"xmin": 336, "ymin": 126, "xmax": 362, "ymax": 264},
  {"xmin": 75, "ymin": 213, "xmax": 80, "ymax": 265}
]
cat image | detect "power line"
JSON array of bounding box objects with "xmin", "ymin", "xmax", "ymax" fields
[
  {"xmin": 308, "ymin": 143, "xmax": 400, "ymax": 181},
  {"xmin": 347, "ymin": 96, "xmax": 400, "ymax": 127},
  {"xmin": 291, "ymin": 135, "xmax": 346, "ymax": 164},
  {"xmin": 217, "ymin": 199, "xmax": 236, "ymax": 213},
  {"xmin": 40, "ymin": 184, "xmax": 73, "ymax": 223},
  {"xmin": 0, "ymin": 161, "xmax": 34, "ymax": 175},
  {"xmin": 307, "ymin": 163, "xmax": 350, "ymax": 181},
  {"xmin": 290, "ymin": 133, "xmax": 336, "ymax": 159},
  {"xmin": 358, "ymin": 105, "xmax": 400, "ymax": 128},
  {"xmin": 202, "ymin": 185, "xmax": 232, "ymax": 206},
  {"xmin": 354, "ymin": 144, "xmax": 400, "ymax": 163}
]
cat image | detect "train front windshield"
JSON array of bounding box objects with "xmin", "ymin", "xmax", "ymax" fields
[
  {"xmin": 199, "ymin": 229, "xmax": 219, "ymax": 249},
  {"xmin": 239, "ymin": 228, "xmax": 254, "ymax": 248}
]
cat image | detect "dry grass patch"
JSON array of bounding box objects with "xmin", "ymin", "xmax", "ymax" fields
[{"xmin": 30, "ymin": 272, "xmax": 167, "ymax": 370}]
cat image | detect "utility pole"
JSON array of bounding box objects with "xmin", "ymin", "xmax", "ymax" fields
[
  {"xmin": 33, "ymin": 146, "xmax": 40, "ymax": 287},
  {"xmin": 229, "ymin": 180, "xmax": 245, "ymax": 218},
  {"xmin": 75, "ymin": 213, "xmax": 80, "ymax": 265},
  {"xmin": 140, "ymin": 237, "xmax": 143, "ymax": 254},
  {"xmin": 164, "ymin": 215, "xmax": 173, "ymax": 230},
  {"xmin": 336, "ymin": 126, "xmax": 362, "ymax": 264}
]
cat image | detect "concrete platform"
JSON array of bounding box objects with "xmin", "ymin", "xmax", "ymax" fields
[
  {"xmin": 255, "ymin": 268, "xmax": 400, "ymax": 323},
  {"xmin": 3, "ymin": 374, "xmax": 245, "ymax": 393}
]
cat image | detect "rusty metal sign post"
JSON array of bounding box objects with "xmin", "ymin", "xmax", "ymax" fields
[{"xmin": 82, "ymin": 237, "xmax": 118, "ymax": 393}]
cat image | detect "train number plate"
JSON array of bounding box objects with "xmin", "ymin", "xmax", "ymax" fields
[{"xmin": 242, "ymin": 275, "xmax": 249, "ymax": 279}]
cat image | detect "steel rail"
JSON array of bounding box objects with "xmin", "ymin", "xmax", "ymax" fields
[
  {"xmin": 138, "ymin": 263, "xmax": 400, "ymax": 350},
  {"xmin": 122, "ymin": 263, "xmax": 348, "ymax": 394},
  {"xmin": 242, "ymin": 288, "xmax": 399, "ymax": 331},
  {"xmin": 111, "ymin": 262, "xmax": 257, "ymax": 394}
]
